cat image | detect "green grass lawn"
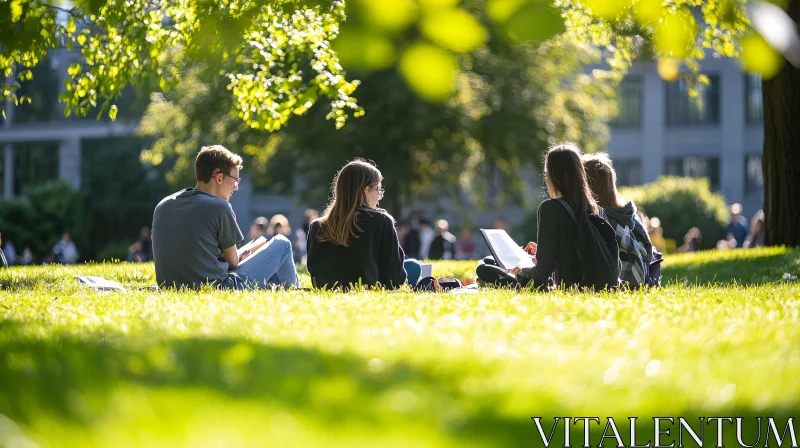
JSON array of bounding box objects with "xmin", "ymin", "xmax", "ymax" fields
[{"xmin": 1, "ymin": 247, "xmax": 799, "ymax": 447}]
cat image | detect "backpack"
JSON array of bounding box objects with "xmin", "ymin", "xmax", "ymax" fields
[
  {"xmin": 556, "ymin": 199, "xmax": 621, "ymax": 291},
  {"xmin": 607, "ymin": 218, "xmax": 649, "ymax": 288}
]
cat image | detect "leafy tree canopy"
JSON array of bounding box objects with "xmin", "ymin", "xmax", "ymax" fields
[{"xmin": 2, "ymin": 0, "xmax": 791, "ymax": 127}]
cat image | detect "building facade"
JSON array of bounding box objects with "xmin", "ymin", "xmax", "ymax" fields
[{"xmin": 605, "ymin": 58, "xmax": 764, "ymax": 215}]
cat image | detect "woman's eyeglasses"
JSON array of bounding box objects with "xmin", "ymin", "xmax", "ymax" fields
[{"xmin": 374, "ymin": 185, "xmax": 385, "ymax": 200}]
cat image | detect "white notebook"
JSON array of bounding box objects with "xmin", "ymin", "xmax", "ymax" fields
[
  {"xmin": 479, "ymin": 229, "xmax": 535, "ymax": 271},
  {"xmin": 75, "ymin": 276, "xmax": 126, "ymax": 292},
  {"xmin": 419, "ymin": 263, "xmax": 433, "ymax": 279}
]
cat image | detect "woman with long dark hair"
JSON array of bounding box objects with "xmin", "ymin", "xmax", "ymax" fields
[
  {"xmin": 477, "ymin": 143, "xmax": 599, "ymax": 290},
  {"xmin": 307, "ymin": 159, "xmax": 419, "ymax": 290}
]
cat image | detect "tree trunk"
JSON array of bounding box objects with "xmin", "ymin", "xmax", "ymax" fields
[{"xmin": 762, "ymin": 0, "xmax": 800, "ymax": 247}]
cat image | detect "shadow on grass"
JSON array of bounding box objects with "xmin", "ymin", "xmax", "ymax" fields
[
  {"xmin": 1, "ymin": 320, "xmax": 797, "ymax": 446},
  {"xmin": 662, "ymin": 248, "xmax": 800, "ymax": 286}
]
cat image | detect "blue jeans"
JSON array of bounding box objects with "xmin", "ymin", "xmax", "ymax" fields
[{"xmin": 226, "ymin": 235, "xmax": 299, "ymax": 290}]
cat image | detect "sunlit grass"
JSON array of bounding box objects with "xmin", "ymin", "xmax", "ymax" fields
[{"xmin": 0, "ymin": 247, "xmax": 798, "ymax": 447}]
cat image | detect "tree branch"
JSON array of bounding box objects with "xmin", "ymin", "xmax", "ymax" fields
[{"xmin": 42, "ymin": 3, "xmax": 82, "ymax": 17}]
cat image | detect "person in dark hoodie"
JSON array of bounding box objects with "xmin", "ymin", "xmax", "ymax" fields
[{"xmin": 583, "ymin": 152, "xmax": 660, "ymax": 287}]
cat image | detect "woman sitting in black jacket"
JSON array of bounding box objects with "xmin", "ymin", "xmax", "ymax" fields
[
  {"xmin": 477, "ymin": 143, "xmax": 600, "ymax": 290},
  {"xmin": 307, "ymin": 159, "xmax": 420, "ymax": 290}
]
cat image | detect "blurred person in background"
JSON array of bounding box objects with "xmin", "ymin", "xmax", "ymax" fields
[
  {"xmin": 397, "ymin": 221, "xmax": 410, "ymax": 246},
  {"xmin": 3, "ymin": 238, "xmax": 16, "ymax": 265},
  {"xmin": 20, "ymin": 247, "xmax": 33, "ymax": 265},
  {"xmin": 492, "ymin": 217, "xmax": 509, "ymax": 233},
  {"xmin": 725, "ymin": 203, "xmax": 749, "ymax": 249},
  {"xmin": 402, "ymin": 212, "xmax": 421, "ymax": 259},
  {"xmin": 428, "ymin": 219, "xmax": 457, "ymax": 260},
  {"xmin": 648, "ymin": 217, "xmax": 667, "ymax": 254},
  {"xmin": 247, "ymin": 216, "xmax": 269, "ymax": 241},
  {"xmin": 53, "ymin": 232, "xmax": 79, "ymax": 264},
  {"xmin": 418, "ymin": 219, "xmax": 435, "ymax": 259},
  {"xmin": 456, "ymin": 227, "xmax": 476, "ymax": 260},
  {"xmin": 677, "ymin": 227, "xmax": 702, "ymax": 253},
  {"xmin": 294, "ymin": 208, "xmax": 319, "ymax": 264},
  {"xmin": 744, "ymin": 210, "xmax": 765, "ymax": 248},
  {"xmin": 128, "ymin": 227, "xmax": 153, "ymax": 262},
  {"xmin": 267, "ymin": 214, "xmax": 292, "ymax": 240},
  {"xmin": 717, "ymin": 236, "xmax": 736, "ymax": 250}
]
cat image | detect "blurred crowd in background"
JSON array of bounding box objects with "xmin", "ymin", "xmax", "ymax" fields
[{"xmin": 0, "ymin": 200, "xmax": 766, "ymax": 268}]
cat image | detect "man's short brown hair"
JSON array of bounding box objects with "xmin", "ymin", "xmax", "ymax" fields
[{"xmin": 195, "ymin": 145, "xmax": 243, "ymax": 183}]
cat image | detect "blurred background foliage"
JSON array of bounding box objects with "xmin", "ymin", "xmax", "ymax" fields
[
  {"xmin": 2, "ymin": 0, "xmax": 784, "ymax": 127},
  {"xmin": 620, "ymin": 176, "xmax": 729, "ymax": 250},
  {"xmin": 0, "ymin": 139, "xmax": 171, "ymax": 262},
  {"xmin": 138, "ymin": 25, "xmax": 617, "ymax": 212},
  {"xmin": 2, "ymin": 0, "xmax": 797, "ymax": 219}
]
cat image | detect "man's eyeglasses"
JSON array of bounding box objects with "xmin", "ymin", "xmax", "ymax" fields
[{"xmin": 218, "ymin": 172, "xmax": 241, "ymax": 186}]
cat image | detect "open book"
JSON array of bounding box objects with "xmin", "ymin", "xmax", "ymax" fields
[
  {"xmin": 237, "ymin": 236, "xmax": 271, "ymax": 265},
  {"xmin": 480, "ymin": 229, "xmax": 535, "ymax": 271},
  {"xmin": 75, "ymin": 276, "xmax": 126, "ymax": 292}
]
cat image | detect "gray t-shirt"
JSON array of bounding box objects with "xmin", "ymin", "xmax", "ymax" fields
[{"xmin": 152, "ymin": 188, "xmax": 243, "ymax": 289}]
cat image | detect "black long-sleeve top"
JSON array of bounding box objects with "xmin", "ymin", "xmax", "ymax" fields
[
  {"xmin": 520, "ymin": 199, "xmax": 584, "ymax": 290},
  {"xmin": 307, "ymin": 209, "xmax": 407, "ymax": 290}
]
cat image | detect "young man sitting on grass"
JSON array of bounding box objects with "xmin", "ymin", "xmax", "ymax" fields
[{"xmin": 152, "ymin": 145, "xmax": 299, "ymax": 290}]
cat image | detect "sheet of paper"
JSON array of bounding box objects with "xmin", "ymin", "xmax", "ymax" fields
[
  {"xmin": 75, "ymin": 276, "xmax": 126, "ymax": 291},
  {"xmin": 237, "ymin": 237, "xmax": 272, "ymax": 265},
  {"xmin": 419, "ymin": 263, "xmax": 433, "ymax": 279},
  {"xmin": 480, "ymin": 229, "xmax": 535, "ymax": 271}
]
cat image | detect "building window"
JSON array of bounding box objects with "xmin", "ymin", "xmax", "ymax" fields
[
  {"xmin": 611, "ymin": 77, "xmax": 642, "ymax": 127},
  {"xmin": 614, "ymin": 159, "xmax": 642, "ymax": 186},
  {"xmin": 13, "ymin": 143, "xmax": 60, "ymax": 195},
  {"xmin": 665, "ymin": 156, "xmax": 720, "ymax": 190},
  {"xmin": 666, "ymin": 75, "xmax": 720, "ymax": 126},
  {"xmin": 746, "ymin": 74, "xmax": 763, "ymax": 123},
  {"xmin": 745, "ymin": 154, "xmax": 763, "ymax": 193}
]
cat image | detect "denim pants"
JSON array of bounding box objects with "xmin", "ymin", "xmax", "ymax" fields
[{"xmin": 225, "ymin": 234, "xmax": 299, "ymax": 290}]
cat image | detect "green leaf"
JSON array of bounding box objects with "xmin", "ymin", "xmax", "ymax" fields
[
  {"xmin": 418, "ymin": 0, "xmax": 459, "ymax": 8},
  {"xmin": 109, "ymin": 105, "xmax": 118, "ymax": 121},
  {"xmin": 584, "ymin": 0, "xmax": 630, "ymax": 20},
  {"xmin": 635, "ymin": 0, "xmax": 661, "ymax": 24},
  {"xmin": 333, "ymin": 28, "xmax": 397, "ymax": 71},
  {"xmin": 654, "ymin": 9, "xmax": 698, "ymax": 59},
  {"xmin": 420, "ymin": 8, "xmax": 488, "ymax": 53},
  {"xmin": 502, "ymin": 1, "xmax": 565, "ymax": 43},
  {"xmin": 486, "ymin": 0, "xmax": 527, "ymax": 23},
  {"xmin": 10, "ymin": 0, "xmax": 23, "ymax": 21},
  {"xmin": 349, "ymin": 0, "xmax": 417, "ymax": 33},
  {"xmin": 67, "ymin": 64, "xmax": 81, "ymax": 76},
  {"xmin": 740, "ymin": 33, "xmax": 784, "ymax": 79},
  {"xmin": 66, "ymin": 18, "xmax": 77, "ymax": 35},
  {"xmin": 398, "ymin": 42, "xmax": 457, "ymax": 102}
]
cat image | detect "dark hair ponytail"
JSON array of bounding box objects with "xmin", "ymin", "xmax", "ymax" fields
[{"xmin": 544, "ymin": 143, "xmax": 598, "ymax": 216}]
